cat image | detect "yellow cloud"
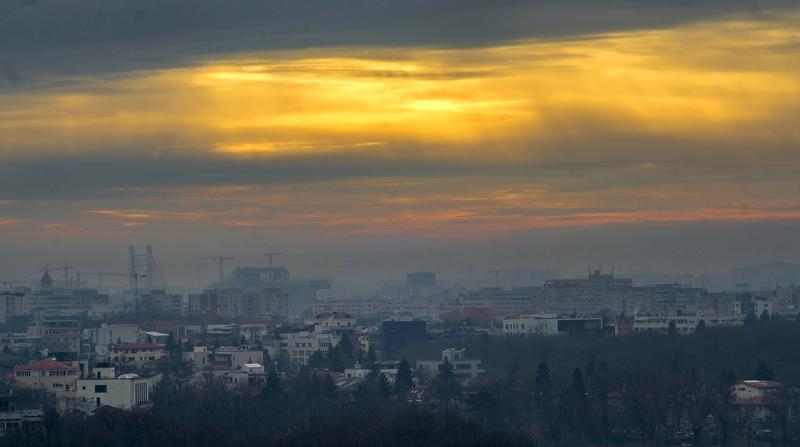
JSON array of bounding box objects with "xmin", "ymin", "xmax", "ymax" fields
[
  {"xmin": 1, "ymin": 11, "xmax": 797, "ymax": 160},
  {"xmin": 1, "ymin": 12, "xmax": 800, "ymax": 238}
]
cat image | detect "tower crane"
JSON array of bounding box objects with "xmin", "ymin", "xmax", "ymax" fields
[
  {"xmin": 264, "ymin": 250, "xmax": 283, "ymax": 269},
  {"xmin": 84, "ymin": 272, "xmax": 128, "ymax": 291},
  {"xmin": 198, "ymin": 256, "xmax": 235, "ymax": 282},
  {"xmin": 61, "ymin": 262, "xmax": 73, "ymax": 285}
]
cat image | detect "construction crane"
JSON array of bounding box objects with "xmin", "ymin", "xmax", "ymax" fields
[
  {"xmin": 131, "ymin": 272, "xmax": 147, "ymax": 309},
  {"xmin": 84, "ymin": 272, "xmax": 128, "ymax": 291},
  {"xmin": 264, "ymin": 250, "xmax": 283, "ymax": 269},
  {"xmin": 198, "ymin": 256, "xmax": 234, "ymax": 282},
  {"xmin": 61, "ymin": 262, "xmax": 73, "ymax": 285}
]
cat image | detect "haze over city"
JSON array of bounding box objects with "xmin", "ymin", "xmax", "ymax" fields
[
  {"xmin": 2, "ymin": 0, "xmax": 800, "ymax": 291},
  {"xmin": 2, "ymin": 1, "xmax": 800, "ymax": 446}
]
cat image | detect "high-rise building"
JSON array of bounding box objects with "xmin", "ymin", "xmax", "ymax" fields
[{"xmin": 406, "ymin": 271, "xmax": 436, "ymax": 288}]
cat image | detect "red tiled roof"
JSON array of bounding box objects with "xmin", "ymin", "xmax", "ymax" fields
[
  {"xmin": 111, "ymin": 342, "xmax": 164, "ymax": 350},
  {"xmin": 15, "ymin": 358, "xmax": 76, "ymax": 371}
]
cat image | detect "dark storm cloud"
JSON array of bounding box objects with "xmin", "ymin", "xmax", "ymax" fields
[
  {"xmin": 0, "ymin": 0, "xmax": 793, "ymax": 85},
  {"xmin": 0, "ymin": 140, "xmax": 795, "ymax": 202}
]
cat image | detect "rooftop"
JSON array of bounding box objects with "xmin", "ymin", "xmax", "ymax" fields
[
  {"xmin": 740, "ymin": 380, "xmax": 784, "ymax": 389},
  {"xmin": 111, "ymin": 342, "xmax": 164, "ymax": 350},
  {"xmin": 315, "ymin": 312, "xmax": 354, "ymax": 319},
  {"xmin": 16, "ymin": 358, "xmax": 76, "ymax": 372}
]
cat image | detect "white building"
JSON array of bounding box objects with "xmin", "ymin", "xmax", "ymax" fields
[
  {"xmin": 502, "ymin": 315, "xmax": 605, "ymax": 336},
  {"xmin": 140, "ymin": 331, "xmax": 169, "ymax": 346},
  {"xmin": 183, "ymin": 346, "xmax": 263, "ymax": 370},
  {"xmin": 416, "ymin": 348, "xmax": 484, "ymax": 385},
  {"xmin": 730, "ymin": 380, "xmax": 785, "ymax": 421},
  {"xmin": 632, "ymin": 314, "xmax": 743, "ymax": 334},
  {"xmin": 280, "ymin": 331, "xmax": 337, "ymax": 368},
  {"xmin": 306, "ymin": 312, "xmax": 357, "ymax": 335},
  {"xmin": 108, "ymin": 342, "xmax": 168, "ymax": 368},
  {"xmin": 84, "ymin": 323, "xmax": 142, "ymax": 354},
  {"xmin": 76, "ymin": 372, "xmax": 162, "ymax": 411}
]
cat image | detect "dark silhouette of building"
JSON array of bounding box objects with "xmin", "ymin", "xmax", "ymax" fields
[{"xmin": 406, "ymin": 272, "xmax": 436, "ymax": 287}]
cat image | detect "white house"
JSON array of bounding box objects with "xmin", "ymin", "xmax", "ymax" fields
[
  {"xmin": 730, "ymin": 380, "xmax": 785, "ymax": 421},
  {"xmin": 76, "ymin": 372, "xmax": 162, "ymax": 411},
  {"xmin": 306, "ymin": 312, "xmax": 357, "ymax": 335},
  {"xmin": 280, "ymin": 331, "xmax": 337, "ymax": 368},
  {"xmin": 416, "ymin": 348, "xmax": 484, "ymax": 385},
  {"xmin": 108, "ymin": 342, "xmax": 167, "ymax": 368}
]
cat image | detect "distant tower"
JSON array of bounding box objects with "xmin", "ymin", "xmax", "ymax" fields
[
  {"xmin": 40, "ymin": 268, "xmax": 53, "ymax": 290},
  {"xmin": 145, "ymin": 245, "xmax": 153, "ymax": 290},
  {"xmin": 128, "ymin": 245, "xmax": 155, "ymax": 291}
]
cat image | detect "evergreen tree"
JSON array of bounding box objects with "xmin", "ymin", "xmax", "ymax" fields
[
  {"xmin": 378, "ymin": 373, "xmax": 390, "ymax": 400},
  {"xmin": 696, "ymin": 319, "xmax": 706, "ymax": 332},
  {"xmin": 338, "ymin": 333, "xmax": 354, "ymax": 359},
  {"xmin": 572, "ymin": 367, "xmax": 587, "ymax": 401},
  {"xmin": 534, "ymin": 362, "xmax": 552, "ymax": 401},
  {"xmin": 308, "ymin": 350, "xmax": 326, "ymax": 369},
  {"xmin": 584, "ymin": 361, "xmax": 595, "ymax": 382},
  {"xmin": 668, "ymin": 321, "xmax": 678, "ymax": 336},
  {"xmin": 165, "ymin": 333, "xmax": 182, "ymax": 361},
  {"xmin": 434, "ymin": 359, "xmax": 461, "ymax": 401},
  {"xmin": 364, "ymin": 346, "xmax": 377, "ymax": 368},
  {"xmin": 321, "ymin": 373, "xmax": 337, "ymax": 398},
  {"xmin": 438, "ymin": 358, "xmax": 454, "ymax": 380},
  {"xmin": 355, "ymin": 371, "xmax": 389, "ymax": 405},
  {"xmin": 754, "ymin": 360, "xmax": 775, "ymax": 380},
  {"xmin": 394, "ymin": 358, "xmax": 413, "ymax": 394},
  {"xmin": 326, "ymin": 347, "xmax": 343, "ymax": 372},
  {"xmin": 261, "ymin": 367, "xmax": 283, "ymax": 401}
]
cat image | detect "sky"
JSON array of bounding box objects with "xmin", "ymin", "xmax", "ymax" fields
[{"xmin": 1, "ymin": 1, "xmax": 799, "ymax": 290}]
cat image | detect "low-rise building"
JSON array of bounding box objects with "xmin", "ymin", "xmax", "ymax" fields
[
  {"xmin": 83, "ymin": 323, "xmax": 141, "ymax": 355},
  {"xmin": 0, "ymin": 385, "xmax": 44, "ymax": 437},
  {"xmin": 307, "ymin": 312, "xmax": 357, "ymax": 335},
  {"xmin": 381, "ymin": 318, "xmax": 426, "ymax": 352},
  {"xmin": 139, "ymin": 290, "xmax": 184, "ymax": 316},
  {"xmin": 632, "ymin": 314, "xmax": 743, "ymax": 334},
  {"xmin": 730, "ymin": 380, "xmax": 785, "ymax": 421},
  {"xmin": 140, "ymin": 331, "xmax": 169, "ymax": 346},
  {"xmin": 183, "ymin": 346, "xmax": 264, "ymax": 370},
  {"xmin": 109, "ymin": 342, "xmax": 167, "ymax": 368},
  {"xmin": 27, "ymin": 319, "xmax": 82, "ymax": 354},
  {"xmin": 416, "ymin": 348, "xmax": 484, "ymax": 385},
  {"xmin": 13, "ymin": 359, "xmax": 79, "ymax": 410},
  {"xmin": 76, "ymin": 372, "xmax": 162, "ymax": 411},
  {"xmin": 280, "ymin": 331, "xmax": 336, "ymax": 368},
  {"xmin": 503, "ymin": 315, "xmax": 606, "ymax": 336},
  {"xmin": 344, "ymin": 360, "xmax": 402, "ymax": 386}
]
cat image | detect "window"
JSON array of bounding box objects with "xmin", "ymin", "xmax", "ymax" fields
[{"xmin": 95, "ymin": 385, "xmax": 107, "ymax": 393}]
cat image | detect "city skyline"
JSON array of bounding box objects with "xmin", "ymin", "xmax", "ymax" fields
[{"xmin": 2, "ymin": 1, "xmax": 800, "ymax": 287}]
